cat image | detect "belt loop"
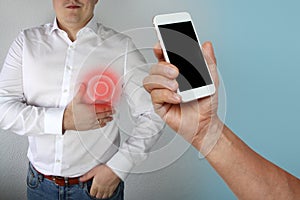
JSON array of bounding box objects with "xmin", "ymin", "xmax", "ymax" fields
[
  {"xmin": 79, "ymin": 179, "xmax": 84, "ymax": 188},
  {"xmin": 38, "ymin": 173, "xmax": 44, "ymax": 182},
  {"xmin": 64, "ymin": 177, "xmax": 69, "ymax": 187}
]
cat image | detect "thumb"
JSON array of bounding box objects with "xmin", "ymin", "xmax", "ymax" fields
[
  {"xmin": 80, "ymin": 167, "xmax": 96, "ymax": 182},
  {"xmin": 202, "ymin": 41, "xmax": 216, "ymax": 66},
  {"xmin": 153, "ymin": 43, "xmax": 165, "ymax": 62},
  {"xmin": 74, "ymin": 83, "xmax": 86, "ymax": 103},
  {"xmin": 202, "ymin": 41, "xmax": 219, "ymax": 88}
]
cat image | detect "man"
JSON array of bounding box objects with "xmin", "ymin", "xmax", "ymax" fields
[
  {"xmin": 0, "ymin": 0, "xmax": 163, "ymax": 199},
  {"xmin": 143, "ymin": 42, "xmax": 300, "ymax": 199}
]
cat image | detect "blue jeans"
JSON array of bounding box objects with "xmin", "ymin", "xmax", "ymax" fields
[{"xmin": 27, "ymin": 163, "xmax": 124, "ymax": 200}]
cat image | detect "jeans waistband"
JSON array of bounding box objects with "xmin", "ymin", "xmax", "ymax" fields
[{"xmin": 29, "ymin": 162, "xmax": 85, "ymax": 187}]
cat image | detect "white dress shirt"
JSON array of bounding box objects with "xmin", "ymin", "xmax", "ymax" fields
[{"xmin": 0, "ymin": 17, "xmax": 164, "ymax": 180}]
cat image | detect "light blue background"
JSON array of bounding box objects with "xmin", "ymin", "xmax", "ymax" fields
[
  {"xmin": 1, "ymin": 0, "xmax": 300, "ymax": 199},
  {"xmin": 98, "ymin": 0, "xmax": 300, "ymax": 198}
]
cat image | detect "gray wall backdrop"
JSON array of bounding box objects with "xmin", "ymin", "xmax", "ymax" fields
[{"xmin": 1, "ymin": 0, "xmax": 300, "ymax": 199}]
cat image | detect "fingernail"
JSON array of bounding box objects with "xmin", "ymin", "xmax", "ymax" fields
[
  {"xmin": 154, "ymin": 43, "xmax": 161, "ymax": 49},
  {"xmin": 167, "ymin": 80, "xmax": 177, "ymax": 89},
  {"xmin": 173, "ymin": 93, "xmax": 181, "ymax": 102},
  {"xmin": 167, "ymin": 68, "xmax": 178, "ymax": 77}
]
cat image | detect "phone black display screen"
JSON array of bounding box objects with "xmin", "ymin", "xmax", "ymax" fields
[{"xmin": 158, "ymin": 21, "xmax": 212, "ymax": 91}]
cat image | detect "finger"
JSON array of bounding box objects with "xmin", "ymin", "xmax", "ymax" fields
[
  {"xmin": 143, "ymin": 75, "xmax": 178, "ymax": 92},
  {"xmin": 95, "ymin": 187, "xmax": 106, "ymax": 199},
  {"xmin": 153, "ymin": 43, "xmax": 165, "ymax": 62},
  {"xmin": 90, "ymin": 182, "xmax": 99, "ymax": 197},
  {"xmin": 95, "ymin": 118, "xmax": 111, "ymax": 128},
  {"xmin": 101, "ymin": 187, "xmax": 116, "ymax": 199},
  {"xmin": 94, "ymin": 189, "xmax": 102, "ymax": 199},
  {"xmin": 97, "ymin": 116, "xmax": 113, "ymax": 124},
  {"xmin": 79, "ymin": 167, "xmax": 96, "ymax": 182},
  {"xmin": 94, "ymin": 104, "xmax": 113, "ymax": 113},
  {"xmin": 100, "ymin": 192, "xmax": 110, "ymax": 199},
  {"xmin": 96, "ymin": 110, "xmax": 114, "ymax": 117},
  {"xmin": 202, "ymin": 41, "xmax": 219, "ymax": 87},
  {"xmin": 99, "ymin": 122, "xmax": 107, "ymax": 128},
  {"xmin": 151, "ymin": 89, "xmax": 181, "ymax": 105},
  {"xmin": 107, "ymin": 191, "xmax": 114, "ymax": 199},
  {"xmin": 149, "ymin": 63, "xmax": 179, "ymax": 78},
  {"xmin": 92, "ymin": 123, "xmax": 102, "ymax": 130},
  {"xmin": 74, "ymin": 83, "xmax": 87, "ymax": 103},
  {"xmin": 202, "ymin": 41, "xmax": 216, "ymax": 65}
]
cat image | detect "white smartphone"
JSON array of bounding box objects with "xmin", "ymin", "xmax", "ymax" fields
[{"xmin": 153, "ymin": 12, "xmax": 215, "ymax": 102}]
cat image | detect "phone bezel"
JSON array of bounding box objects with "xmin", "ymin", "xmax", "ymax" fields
[{"xmin": 153, "ymin": 12, "xmax": 215, "ymax": 102}]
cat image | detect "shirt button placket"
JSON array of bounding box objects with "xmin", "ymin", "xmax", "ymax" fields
[
  {"xmin": 55, "ymin": 44, "xmax": 75, "ymax": 175},
  {"xmin": 53, "ymin": 135, "xmax": 64, "ymax": 175}
]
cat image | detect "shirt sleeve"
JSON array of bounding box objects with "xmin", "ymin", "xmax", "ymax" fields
[
  {"xmin": 0, "ymin": 31, "xmax": 65, "ymax": 136},
  {"xmin": 106, "ymin": 39, "xmax": 165, "ymax": 180}
]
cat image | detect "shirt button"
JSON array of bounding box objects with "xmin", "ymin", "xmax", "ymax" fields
[
  {"xmin": 56, "ymin": 159, "xmax": 61, "ymax": 163},
  {"xmin": 63, "ymin": 89, "xmax": 68, "ymax": 93},
  {"xmin": 67, "ymin": 65, "xmax": 72, "ymax": 70}
]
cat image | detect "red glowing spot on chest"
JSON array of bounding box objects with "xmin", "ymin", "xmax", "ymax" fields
[{"xmin": 83, "ymin": 69, "xmax": 122, "ymax": 105}]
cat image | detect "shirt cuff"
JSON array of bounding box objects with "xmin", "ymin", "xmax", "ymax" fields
[
  {"xmin": 106, "ymin": 151, "xmax": 135, "ymax": 181},
  {"xmin": 44, "ymin": 107, "xmax": 65, "ymax": 135}
]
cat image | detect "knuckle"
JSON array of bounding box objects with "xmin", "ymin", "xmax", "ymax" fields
[
  {"xmin": 151, "ymin": 90, "xmax": 160, "ymax": 99},
  {"xmin": 143, "ymin": 78, "xmax": 155, "ymax": 92},
  {"xmin": 149, "ymin": 64, "xmax": 159, "ymax": 74},
  {"xmin": 162, "ymin": 90, "xmax": 171, "ymax": 100},
  {"xmin": 142, "ymin": 76, "xmax": 151, "ymax": 87},
  {"xmin": 167, "ymin": 79, "xmax": 178, "ymax": 91},
  {"xmin": 152, "ymin": 89, "xmax": 169, "ymax": 101}
]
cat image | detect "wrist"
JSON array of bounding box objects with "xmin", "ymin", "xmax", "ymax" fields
[
  {"xmin": 192, "ymin": 116, "xmax": 224, "ymax": 156},
  {"xmin": 107, "ymin": 165, "xmax": 121, "ymax": 181},
  {"xmin": 62, "ymin": 105, "xmax": 74, "ymax": 132}
]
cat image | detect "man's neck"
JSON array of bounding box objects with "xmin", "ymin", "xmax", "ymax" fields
[{"xmin": 57, "ymin": 16, "xmax": 93, "ymax": 42}]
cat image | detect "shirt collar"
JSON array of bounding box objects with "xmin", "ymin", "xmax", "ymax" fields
[
  {"xmin": 84, "ymin": 16, "xmax": 98, "ymax": 33},
  {"xmin": 48, "ymin": 16, "xmax": 98, "ymax": 35},
  {"xmin": 49, "ymin": 18, "xmax": 60, "ymax": 34}
]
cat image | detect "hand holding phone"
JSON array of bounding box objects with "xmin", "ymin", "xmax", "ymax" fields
[{"xmin": 153, "ymin": 12, "xmax": 215, "ymax": 102}]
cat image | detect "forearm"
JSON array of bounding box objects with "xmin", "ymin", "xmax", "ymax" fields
[
  {"xmin": 0, "ymin": 99, "xmax": 65, "ymax": 136},
  {"xmin": 106, "ymin": 111, "xmax": 164, "ymax": 180},
  {"xmin": 203, "ymin": 120, "xmax": 300, "ymax": 199},
  {"xmin": 0, "ymin": 31, "xmax": 65, "ymax": 136}
]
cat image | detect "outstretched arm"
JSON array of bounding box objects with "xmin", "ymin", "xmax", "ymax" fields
[
  {"xmin": 207, "ymin": 119, "xmax": 300, "ymax": 199},
  {"xmin": 143, "ymin": 42, "xmax": 300, "ymax": 199}
]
